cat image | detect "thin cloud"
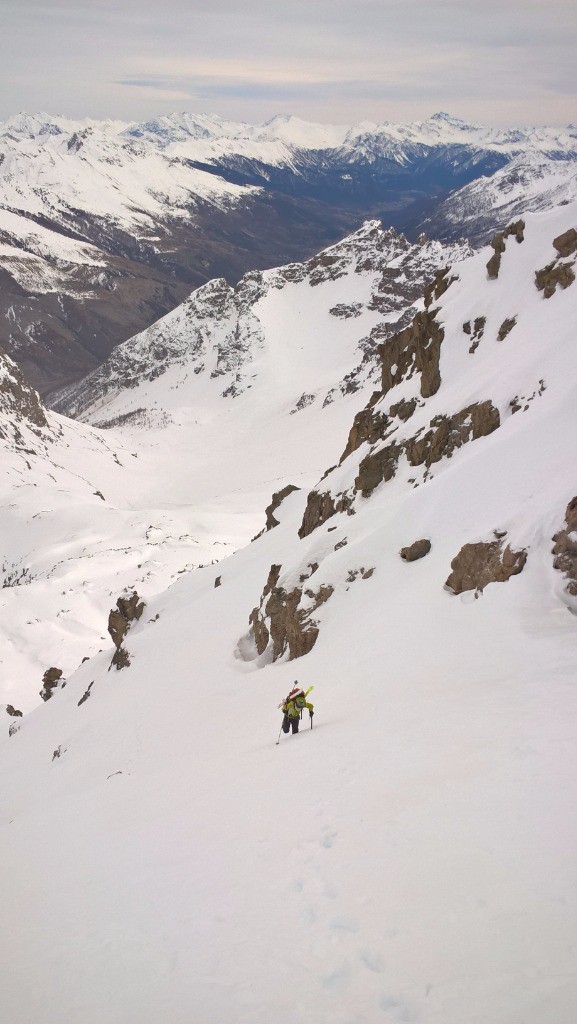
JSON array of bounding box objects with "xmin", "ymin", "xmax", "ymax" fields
[{"xmin": 0, "ymin": 0, "xmax": 575, "ymax": 125}]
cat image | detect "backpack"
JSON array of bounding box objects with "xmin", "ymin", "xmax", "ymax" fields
[{"xmin": 278, "ymin": 685, "xmax": 313, "ymax": 714}]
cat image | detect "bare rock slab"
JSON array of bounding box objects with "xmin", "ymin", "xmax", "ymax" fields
[{"xmin": 445, "ymin": 538, "xmax": 527, "ymax": 595}]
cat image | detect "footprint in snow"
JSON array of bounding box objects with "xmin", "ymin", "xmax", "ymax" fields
[
  {"xmin": 329, "ymin": 914, "xmax": 359, "ymax": 933},
  {"xmin": 379, "ymin": 993, "xmax": 416, "ymax": 1021},
  {"xmin": 321, "ymin": 828, "xmax": 338, "ymax": 848},
  {"xmin": 322, "ymin": 962, "xmax": 350, "ymax": 993},
  {"xmin": 360, "ymin": 948, "xmax": 385, "ymax": 974}
]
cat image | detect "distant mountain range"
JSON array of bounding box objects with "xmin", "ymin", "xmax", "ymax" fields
[{"xmin": 1, "ymin": 110, "xmax": 576, "ymax": 392}]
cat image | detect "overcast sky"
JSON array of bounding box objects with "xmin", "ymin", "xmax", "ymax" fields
[{"xmin": 1, "ymin": 0, "xmax": 576, "ymax": 127}]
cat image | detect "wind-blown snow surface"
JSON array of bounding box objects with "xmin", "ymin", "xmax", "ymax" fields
[{"xmin": 1, "ymin": 206, "xmax": 577, "ymax": 1022}]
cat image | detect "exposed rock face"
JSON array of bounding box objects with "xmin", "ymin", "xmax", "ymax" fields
[
  {"xmin": 5, "ymin": 704, "xmax": 23, "ymax": 717},
  {"xmin": 389, "ymin": 397, "xmax": 418, "ymax": 422},
  {"xmin": 423, "ymin": 267, "xmax": 457, "ymax": 308},
  {"xmin": 405, "ymin": 401, "xmax": 500, "ymax": 468},
  {"xmin": 111, "ymin": 646, "xmax": 131, "ymax": 670},
  {"xmin": 355, "ymin": 401, "xmax": 500, "ymax": 498},
  {"xmin": 379, "ymin": 309, "xmax": 444, "ymax": 400},
  {"xmin": 107, "ymin": 591, "xmax": 145, "ymax": 648},
  {"xmin": 497, "ymin": 317, "xmax": 517, "ymax": 341},
  {"xmin": 535, "ymin": 260, "xmax": 575, "ymax": 298},
  {"xmin": 264, "ymin": 484, "xmax": 300, "ymax": 531},
  {"xmin": 400, "ymin": 539, "xmax": 431, "ymax": 562},
  {"xmin": 77, "ymin": 682, "xmax": 94, "ymax": 707},
  {"xmin": 40, "ymin": 666, "xmax": 63, "ymax": 702},
  {"xmin": 249, "ymin": 566, "xmax": 333, "ymax": 661},
  {"xmin": 340, "ymin": 405, "xmax": 390, "ymax": 463},
  {"xmin": 486, "ymin": 220, "xmax": 525, "ymax": 279},
  {"xmin": 356, "ymin": 441, "xmax": 403, "ymax": 498},
  {"xmin": 462, "ymin": 316, "xmax": 486, "ymax": 353},
  {"xmin": 298, "ymin": 490, "xmax": 354, "ymax": 539},
  {"xmin": 553, "ymin": 228, "xmax": 577, "ymax": 258},
  {"xmin": 552, "ymin": 497, "xmax": 577, "ymax": 597},
  {"xmin": 445, "ymin": 538, "xmax": 527, "ymax": 595}
]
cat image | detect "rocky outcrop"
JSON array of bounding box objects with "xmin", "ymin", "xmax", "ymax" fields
[
  {"xmin": 553, "ymin": 228, "xmax": 577, "ymax": 258},
  {"xmin": 552, "ymin": 497, "xmax": 577, "ymax": 597},
  {"xmin": 405, "ymin": 401, "xmax": 500, "ymax": 469},
  {"xmin": 298, "ymin": 489, "xmax": 354, "ymax": 539},
  {"xmin": 379, "ymin": 309, "xmax": 444, "ymax": 400},
  {"xmin": 40, "ymin": 667, "xmax": 64, "ymax": 702},
  {"xmin": 264, "ymin": 485, "xmax": 300, "ymax": 531},
  {"xmin": 5, "ymin": 704, "xmax": 23, "ymax": 717},
  {"xmin": 423, "ymin": 267, "xmax": 457, "ymax": 309},
  {"xmin": 389, "ymin": 397, "xmax": 418, "ymax": 422},
  {"xmin": 486, "ymin": 220, "xmax": 525, "ymax": 279},
  {"xmin": 249, "ymin": 565, "xmax": 334, "ymax": 662},
  {"xmin": 445, "ymin": 537, "xmax": 527, "ymax": 595},
  {"xmin": 462, "ymin": 316, "xmax": 486, "ymax": 353},
  {"xmin": 497, "ymin": 317, "xmax": 517, "ymax": 341},
  {"xmin": 355, "ymin": 441, "xmax": 403, "ymax": 498},
  {"xmin": 535, "ymin": 260, "xmax": 575, "ymax": 298},
  {"xmin": 400, "ymin": 539, "xmax": 431, "ymax": 562},
  {"xmin": 355, "ymin": 400, "xmax": 500, "ymax": 498},
  {"xmin": 340, "ymin": 404, "xmax": 390, "ymax": 463},
  {"xmin": 111, "ymin": 646, "xmax": 131, "ymax": 670},
  {"xmin": 108, "ymin": 591, "xmax": 145, "ymax": 648}
]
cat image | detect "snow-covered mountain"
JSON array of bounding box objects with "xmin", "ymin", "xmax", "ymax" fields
[
  {"xmin": 1, "ymin": 109, "xmax": 576, "ymax": 391},
  {"xmin": 414, "ymin": 152, "xmax": 577, "ymax": 243},
  {"xmin": 1, "ymin": 222, "xmax": 469, "ymax": 710},
  {"xmin": 1, "ymin": 202, "xmax": 576, "ymax": 1023},
  {"xmin": 53, "ymin": 221, "xmax": 470, "ymax": 420}
]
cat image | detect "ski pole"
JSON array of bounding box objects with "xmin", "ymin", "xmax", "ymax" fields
[{"xmin": 276, "ymin": 723, "xmax": 283, "ymax": 746}]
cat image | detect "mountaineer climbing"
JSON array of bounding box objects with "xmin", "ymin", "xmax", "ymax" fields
[{"xmin": 279, "ymin": 683, "xmax": 314, "ymax": 736}]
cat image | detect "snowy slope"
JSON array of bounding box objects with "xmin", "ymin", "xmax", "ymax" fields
[
  {"xmin": 0, "ymin": 346, "xmax": 241, "ymax": 713},
  {"xmin": 1, "ymin": 204, "xmax": 576, "ymax": 1024},
  {"xmin": 2, "ymin": 224, "xmax": 468, "ymax": 710}
]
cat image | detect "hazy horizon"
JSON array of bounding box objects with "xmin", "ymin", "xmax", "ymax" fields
[{"xmin": 1, "ymin": 0, "xmax": 576, "ymax": 128}]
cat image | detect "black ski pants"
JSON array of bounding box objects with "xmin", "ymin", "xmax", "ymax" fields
[{"xmin": 282, "ymin": 714, "xmax": 299, "ymax": 734}]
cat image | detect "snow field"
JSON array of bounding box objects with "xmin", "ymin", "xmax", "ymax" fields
[{"xmin": 1, "ymin": 201, "xmax": 577, "ymax": 1022}]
